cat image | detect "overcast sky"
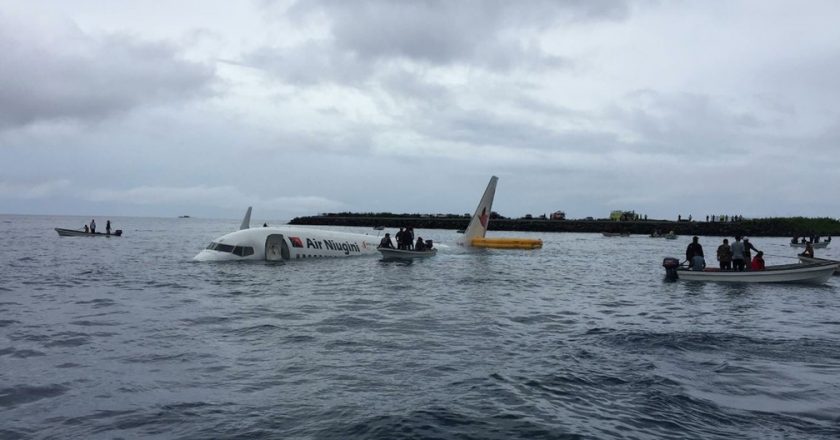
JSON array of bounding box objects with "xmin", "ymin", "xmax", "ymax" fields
[{"xmin": 2, "ymin": 0, "xmax": 839, "ymax": 221}]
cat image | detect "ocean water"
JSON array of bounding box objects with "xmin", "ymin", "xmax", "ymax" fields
[{"xmin": 2, "ymin": 214, "xmax": 839, "ymax": 439}]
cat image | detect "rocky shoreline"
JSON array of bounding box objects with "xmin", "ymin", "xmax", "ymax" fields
[{"xmin": 289, "ymin": 216, "xmax": 840, "ymax": 238}]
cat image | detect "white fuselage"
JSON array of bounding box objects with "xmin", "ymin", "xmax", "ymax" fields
[{"xmin": 194, "ymin": 226, "xmax": 382, "ymax": 262}]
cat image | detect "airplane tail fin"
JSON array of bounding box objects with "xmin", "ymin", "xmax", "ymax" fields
[
  {"xmin": 240, "ymin": 206, "xmax": 252, "ymax": 230},
  {"xmin": 462, "ymin": 176, "xmax": 498, "ymax": 244}
]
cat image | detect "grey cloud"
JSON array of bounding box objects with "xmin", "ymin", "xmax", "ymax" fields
[
  {"xmin": 245, "ymin": 41, "xmax": 372, "ymax": 86},
  {"xmin": 610, "ymin": 90, "xmax": 768, "ymax": 155},
  {"xmin": 0, "ymin": 14, "xmax": 216, "ymax": 130},
  {"xmin": 249, "ymin": 0, "xmax": 625, "ymax": 83}
]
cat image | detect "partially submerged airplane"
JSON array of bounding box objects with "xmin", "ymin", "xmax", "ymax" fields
[
  {"xmin": 193, "ymin": 207, "xmax": 382, "ymax": 261},
  {"xmin": 194, "ymin": 176, "xmax": 540, "ymax": 262},
  {"xmin": 458, "ymin": 176, "xmax": 543, "ymax": 250}
]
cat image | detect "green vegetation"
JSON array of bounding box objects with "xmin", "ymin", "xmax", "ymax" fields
[{"xmin": 747, "ymin": 217, "xmax": 840, "ymax": 235}]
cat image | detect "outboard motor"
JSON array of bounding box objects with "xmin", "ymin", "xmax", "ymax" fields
[
  {"xmin": 115, "ymin": 229, "xmax": 123, "ymax": 237},
  {"xmin": 662, "ymin": 257, "xmax": 680, "ymax": 281}
]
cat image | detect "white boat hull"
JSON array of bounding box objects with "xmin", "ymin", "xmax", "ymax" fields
[
  {"xmin": 798, "ymin": 256, "xmax": 840, "ymax": 275},
  {"xmin": 55, "ymin": 228, "xmax": 122, "ymax": 237},
  {"xmin": 674, "ymin": 262, "xmax": 838, "ymax": 284},
  {"xmin": 378, "ymin": 248, "xmax": 437, "ymax": 260},
  {"xmin": 790, "ymin": 241, "xmax": 829, "ymax": 249}
]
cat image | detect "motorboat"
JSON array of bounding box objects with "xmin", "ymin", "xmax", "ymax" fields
[
  {"xmin": 378, "ymin": 247, "xmax": 437, "ymax": 260},
  {"xmin": 373, "ymin": 225, "xmax": 385, "ymax": 230},
  {"xmin": 664, "ymin": 233, "xmax": 678, "ymax": 240},
  {"xmin": 602, "ymin": 232, "xmax": 630, "ymax": 237},
  {"xmin": 662, "ymin": 257, "xmax": 837, "ymax": 284},
  {"xmin": 56, "ymin": 228, "xmax": 122, "ymax": 237},
  {"xmin": 798, "ymin": 256, "xmax": 840, "ymax": 275},
  {"xmin": 790, "ymin": 241, "xmax": 829, "ymax": 249}
]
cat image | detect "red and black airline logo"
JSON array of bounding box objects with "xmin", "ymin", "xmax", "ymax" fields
[{"xmin": 289, "ymin": 237, "xmax": 303, "ymax": 248}]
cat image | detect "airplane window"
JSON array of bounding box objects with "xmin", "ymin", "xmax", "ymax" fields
[
  {"xmin": 231, "ymin": 246, "xmax": 254, "ymax": 257},
  {"xmin": 211, "ymin": 243, "xmax": 234, "ymax": 253}
]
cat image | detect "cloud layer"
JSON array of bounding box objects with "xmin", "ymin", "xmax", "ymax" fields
[{"xmin": 2, "ymin": 1, "xmax": 840, "ymax": 220}]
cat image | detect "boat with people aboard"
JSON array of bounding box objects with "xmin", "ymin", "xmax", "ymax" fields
[
  {"xmin": 378, "ymin": 247, "xmax": 437, "ymax": 260},
  {"xmin": 662, "ymin": 257, "xmax": 837, "ymax": 284},
  {"xmin": 55, "ymin": 228, "xmax": 122, "ymax": 237},
  {"xmin": 798, "ymin": 256, "xmax": 840, "ymax": 275}
]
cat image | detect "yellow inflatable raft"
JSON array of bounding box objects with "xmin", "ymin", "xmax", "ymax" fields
[{"xmin": 470, "ymin": 237, "xmax": 543, "ymax": 249}]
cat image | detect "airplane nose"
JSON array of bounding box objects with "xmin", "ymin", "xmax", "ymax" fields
[{"xmin": 193, "ymin": 249, "xmax": 218, "ymax": 261}]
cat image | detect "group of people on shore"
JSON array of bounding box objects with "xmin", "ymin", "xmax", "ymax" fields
[
  {"xmin": 378, "ymin": 227, "xmax": 434, "ymax": 251},
  {"xmin": 685, "ymin": 235, "xmax": 764, "ymax": 272},
  {"xmin": 83, "ymin": 219, "xmax": 112, "ymax": 235}
]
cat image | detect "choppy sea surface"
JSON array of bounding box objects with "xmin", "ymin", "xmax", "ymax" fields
[{"xmin": 2, "ymin": 214, "xmax": 840, "ymax": 439}]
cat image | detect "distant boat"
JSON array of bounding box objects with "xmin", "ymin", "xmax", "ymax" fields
[
  {"xmin": 373, "ymin": 225, "xmax": 384, "ymax": 230},
  {"xmin": 179, "ymin": 215, "xmax": 191, "ymax": 218},
  {"xmin": 456, "ymin": 229, "xmax": 465, "ymax": 234},
  {"xmin": 56, "ymin": 228, "xmax": 122, "ymax": 237},
  {"xmin": 378, "ymin": 247, "xmax": 437, "ymax": 260},
  {"xmin": 602, "ymin": 232, "xmax": 630, "ymax": 237},
  {"xmin": 790, "ymin": 241, "xmax": 829, "ymax": 249}
]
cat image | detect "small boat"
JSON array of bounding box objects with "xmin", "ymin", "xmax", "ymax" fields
[
  {"xmin": 798, "ymin": 256, "xmax": 840, "ymax": 275},
  {"xmin": 456, "ymin": 229, "xmax": 465, "ymax": 234},
  {"xmin": 790, "ymin": 241, "xmax": 829, "ymax": 249},
  {"xmin": 373, "ymin": 225, "xmax": 385, "ymax": 230},
  {"xmin": 56, "ymin": 228, "xmax": 122, "ymax": 237},
  {"xmin": 664, "ymin": 234, "xmax": 678, "ymax": 240},
  {"xmin": 378, "ymin": 247, "xmax": 437, "ymax": 260},
  {"xmin": 178, "ymin": 215, "xmax": 191, "ymax": 218},
  {"xmin": 662, "ymin": 258, "xmax": 837, "ymax": 284},
  {"xmin": 602, "ymin": 232, "xmax": 630, "ymax": 237}
]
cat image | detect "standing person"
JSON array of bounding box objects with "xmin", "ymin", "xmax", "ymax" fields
[
  {"xmin": 685, "ymin": 236, "xmax": 705, "ymax": 271},
  {"xmin": 730, "ymin": 236, "xmax": 746, "ymax": 271},
  {"xmin": 106, "ymin": 220, "xmax": 112, "ymax": 235},
  {"xmin": 750, "ymin": 251, "xmax": 765, "ymax": 271},
  {"xmin": 743, "ymin": 238, "xmax": 759, "ymax": 269},
  {"xmin": 717, "ymin": 239, "xmax": 732, "ymax": 270},
  {"xmin": 90, "ymin": 219, "xmax": 96, "ymax": 234},
  {"xmin": 406, "ymin": 227, "xmax": 415, "ymax": 250},
  {"xmin": 395, "ymin": 228, "xmax": 405, "ymax": 250}
]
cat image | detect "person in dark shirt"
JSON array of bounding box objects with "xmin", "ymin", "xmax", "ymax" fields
[
  {"xmin": 106, "ymin": 220, "xmax": 112, "ymax": 235},
  {"xmin": 379, "ymin": 233, "xmax": 394, "ymax": 249},
  {"xmin": 395, "ymin": 228, "xmax": 405, "ymax": 249},
  {"xmin": 685, "ymin": 236, "xmax": 705, "ymax": 271},
  {"xmin": 415, "ymin": 237, "xmax": 425, "ymax": 251},
  {"xmin": 743, "ymin": 238, "xmax": 759, "ymax": 269},
  {"xmin": 716, "ymin": 238, "xmax": 732, "ymax": 270}
]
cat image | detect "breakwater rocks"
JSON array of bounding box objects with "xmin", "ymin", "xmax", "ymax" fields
[{"xmin": 289, "ymin": 216, "xmax": 840, "ymax": 237}]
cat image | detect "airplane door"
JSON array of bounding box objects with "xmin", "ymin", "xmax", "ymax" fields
[{"xmin": 265, "ymin": 234, "xmax": 290, "ymax": 261}]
